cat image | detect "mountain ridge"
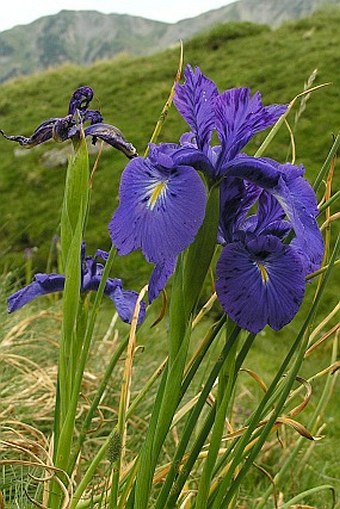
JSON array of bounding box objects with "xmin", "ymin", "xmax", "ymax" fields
[{"xmin": 1, "ymin": 0, "xmax": 340, "ymax": 83}]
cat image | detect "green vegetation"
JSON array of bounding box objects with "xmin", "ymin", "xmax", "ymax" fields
[
  {"xmin": 0, "ymin": 8, "xmax": 339, "ymax": 286},
  {"xmin": 0, "ymin": 12, "xmax": 339, "ymax": 505}
]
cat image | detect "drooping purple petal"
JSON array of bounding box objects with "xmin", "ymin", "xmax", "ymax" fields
[
  {"xmin": 148, "ymin": 258, "xmax": 177, "ymax": 303},
  {"xmin": 215, "ymin": 88, "xmax": 287, "ymax": 164},
  {"xmin": 107, "ymin": 285, "xmax": 146, "ymax": 324},
  {"xmin": 84, "ymin": 123, "xmax": 138, "ymax": 159},
  {"xmin": 8, "ymin": 273, "xmax": 65, "ymax": 313},
  {"xmin": 174, "ymin": 65, "xmax": 218, "ymax": 152},
  {"xmin": 8, "ymin": 243, "xmax": 146, "ymax": 325},
  {"xmin": 215, "ymin": 235, "xmax": 305, "ymax": 334},
  {"xmin": 109, "ymin": 156, "xmax": 207, "ymax": 263},
  {"xmin": 1, "ymin": 118, "xmax": 62, "ymax": 148}
]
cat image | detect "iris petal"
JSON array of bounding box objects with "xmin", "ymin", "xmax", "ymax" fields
[
  {"xmin": 174, "ymin": 65, "xmax": 218, "ymax": 152},
  {"xmin": 219, "ymin": 177, "xmax": 262, "ymax": 243},
  {"xmin": 223, "ymin": 155, "xmax": 323, "ymax": 274},
  {"xmin": 84, "ymin": 123, "xmax": 138, "ymax": 158},
  {"xmin": 7, "ymin": 244, "xmax": 145, "ymax": 325},
  {"xmin": 68, "ymin": 86, "xmax": 94, "ymax": 115},
  {"xmin": 107, "ymin": 286, "xmax": 146, "ymax": 325},
  {"xmin": 8, "ymin": 273, "xmax": 65, "ymax": 312},
  {"xmin": 148, "ymin": 258, "xmax": 177, "ymax": 303},
  {"xmin": 215, "ymin": 88, "xmax": 287, "ymax": 163},
  {"xmin": 109, "ymin": 156, "xmax": 207, "ymax": 263},
  {"xmin": 215, "ymin": 235, "xmax": 305, "ymax": 334},
  {"xmin": 1, "ymin": 118, "xmax": 62, "ymax": 148}
]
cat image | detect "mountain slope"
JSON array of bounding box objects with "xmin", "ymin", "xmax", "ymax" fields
[
  {"xmin": 0, "ymin": 8, "xmax": 339, "ymax": 278},
  {"xmin": 0, "ymin": 0, "xmax": 340, "ymax": 82},
  {"xmin": 0, "ymin": 11, "xmax": 167, "ymax": 82}
]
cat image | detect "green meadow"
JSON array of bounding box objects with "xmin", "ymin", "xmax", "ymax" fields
[
  {"xmin": 0, "ymin": 7, "xmax": 339, "ymax": 508},
  {"xmin": 0, "ymin": 9, "xmax": 339, "ymax": 280}
]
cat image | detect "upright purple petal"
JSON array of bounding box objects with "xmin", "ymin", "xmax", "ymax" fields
[
  {"xmin": 219, "ymin": 177, "xmax": 262, "ymax": 243},
  {"xmin": 68, "ymin": 86, "xmax": 94, "ymax": 115},
  {"xmin": 215, "ymin": 235, "xmax": 305, "ymax": 334},
  {"xmin": 247, "ymin": 191, "xmax": 290, "ymax": 239},
  {"xmin": 109, "ymin": 156, "xmax": 207, "ymax": 263},
  {"xmin": 174, "ymin": 65, "xmax": 218, "ymax": 152},
  {"xmin": 95, "ymin": 248, "xmax": 110, "ymax": 261},
  {"xmin": 8, "ymin": 273, "xmax": 65, "ymax": 312},
  {"xmin": 215, "ymin": 88, "xmax": 287, "ymax": 163},
  {"xmin": 82, "ymin": 256, "xmax": 104, "ymax": 292}
]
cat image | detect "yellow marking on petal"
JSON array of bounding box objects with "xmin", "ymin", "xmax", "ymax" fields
[
  {"xmin": 258, "ymin": 263, "xmax": 269, "ymax": 284},
  {"xmin": 148, "ymin": 181, "xmax": 167, "ymax": 210}
]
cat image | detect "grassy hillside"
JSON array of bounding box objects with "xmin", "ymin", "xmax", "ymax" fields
[{"xmin": 0, "ymin": 8, "xmax": 339, "ymax": 286}]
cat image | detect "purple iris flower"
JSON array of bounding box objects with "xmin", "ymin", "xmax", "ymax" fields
[
  {"xmin": 109, "ymin": 65, "xmax": 323, "ymax": 332},
  {"xmin": 109, "ymin": 144, "xmax": 207, "ymax": 300},
  {"xmin": 172, "ymin": 66, "xmax": 323, "ymax": 272},
  {"xmin": 1, "ymin": 86, "xmax": 137, "ymax": 159},
  {"xmin": 8, "ymin": 243, "xmax": 146, "ymax": 325},
  {"xmin": 216, "ymin": 182, "xmax": 306, "ymax": 333}
]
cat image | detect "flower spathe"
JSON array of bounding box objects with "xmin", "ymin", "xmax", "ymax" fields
[
  {"xmin": 0, "ymin": 86, "xmax": 137, "ymax": 159},
  {"xmin": 8, "ymin": 244, "xmax": 146, "ymax": 325}
]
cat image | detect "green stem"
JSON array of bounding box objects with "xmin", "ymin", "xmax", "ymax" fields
[
  {"xmin": 71, "ymin": 427, "xmax": 118, "ymax": 509},
  {"xmin": 50, "ymin": 135, "xmax": 89, "ymax": 509},
  {"xmin": 255, "ymin": 322, "xmax": 339, "ymax": 508},
  {"xmin": 279, "ymin": 485, "xmax": 335, "ymax": 508},
  {"xmin": 70, "ymin": 325, "xmax": 164, "ymax": 508},
  {"xmin": 154, "ymin": 324, "xmax": 241, "ymax": 509},
  {"xmin": 196, "ymin": 322, "xmax": 239, "ymax": 509},
  {"xmin": 68, "ymin": 329, "xmax": 128, "ymax": 474},
  {"xmin": 55, "ymin": 246, "xmax": 117, "ymax": 480},
  {"xmin": 211, "ymin": 235, "xmax": 340, "ymax": 508},
  {"xmin": 313, "ymin": 132, "xmax": 340, "ymax": 192},
  {"xmin": 318, "ymin": 189, "xmax": 340, "ymax": 214},
  {"xmin": 183, "ymin": 183, "xmax": 220, "ymax": 316}
]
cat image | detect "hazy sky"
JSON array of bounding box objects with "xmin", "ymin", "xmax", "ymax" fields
[{"xmin": 0, "ymin": 1, "xmax": 236, "ymax": 32}]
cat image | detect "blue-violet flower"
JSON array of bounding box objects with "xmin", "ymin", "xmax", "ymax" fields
[
  {"xmin": 109, "ymin": 65, "xmax": 323, "ymax": 333},
  {"xmin": 8, "ymin": 243, "xmax": 146, "ymax": 325}
]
